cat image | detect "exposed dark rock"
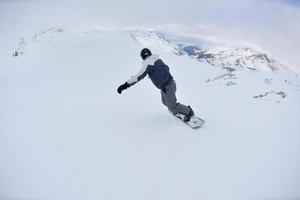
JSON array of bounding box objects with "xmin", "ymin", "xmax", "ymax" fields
[
  {"xmin": 13, "ymin": 51, "xmax": 19, "ymax": 57},
  {"xmin": 223, "ymin": 66, "xmax": 236, "ymax": 72},
  {"xmin": 253, "ymin": 90, "xmax": 287, "ymax": 99}
]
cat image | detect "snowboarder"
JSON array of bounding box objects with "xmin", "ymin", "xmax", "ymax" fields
[{"xmin": 117, "ymin": 48, "xmax": 195, "ymax": 122}]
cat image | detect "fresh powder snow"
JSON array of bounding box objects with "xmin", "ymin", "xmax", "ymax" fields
[{"xmin": 1, "ymin": 26, "xmax": 300, "ymax": 200}]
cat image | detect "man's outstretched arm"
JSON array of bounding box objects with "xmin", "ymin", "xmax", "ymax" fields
[
  {"xmin": 127, "ymin": 63, "xmax": 149, "ymax": 86},
  {"xmin": 117, "ymin": 64, "xmax": 149, "ymax": 94}
]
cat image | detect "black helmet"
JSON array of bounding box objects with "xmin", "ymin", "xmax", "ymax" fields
[{"xmin": 140, "ymin": 48, "xmax": 152, "ymax": 60}]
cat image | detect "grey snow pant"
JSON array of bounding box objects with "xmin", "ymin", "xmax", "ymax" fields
[{"xmin": 161, "ymin": 79, "xmax": 192, "ymax": 116}]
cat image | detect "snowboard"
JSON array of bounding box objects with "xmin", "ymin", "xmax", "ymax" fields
[{"xmin": 173, "ymin": 113, "xmax": 205, "ymax": 129}]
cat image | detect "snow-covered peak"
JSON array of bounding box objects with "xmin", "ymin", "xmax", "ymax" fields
[
  {"xmin": 129, "ymin": 30, "xmax": 300, "ymax": 75},
  {"xmin": 11, "ymin": 27, "xmax": 299, "ymax": 75}
]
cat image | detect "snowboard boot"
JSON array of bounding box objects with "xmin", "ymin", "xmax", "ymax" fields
[{"xmin": 183, "ymin": 106, "xmax": 194, "ymax": 122}]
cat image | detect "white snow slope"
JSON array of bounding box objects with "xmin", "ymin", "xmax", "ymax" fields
[{"xmin": 1, "ymin": 27, "xmax": 300, "ymax": 200}]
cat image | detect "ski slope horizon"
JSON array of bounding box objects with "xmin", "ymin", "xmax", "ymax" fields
[
  {"xmin": 1, "ymin": 27, "xmax": 300, "ymax": 200},
  {"xmin": 2, "ymin": 0, "xmax": 300, "ymax": 70}
]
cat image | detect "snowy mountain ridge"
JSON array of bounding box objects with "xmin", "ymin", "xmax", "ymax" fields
[
  {"xmin": 129, "ymin": 30, "xmax": 299, "ymax": 75},
  {"xmin": 11, "ymin": 27, "xmax": 300, "ymax": 93},
  {"xmin": 11, "ymin": 27, "xmax": 300, "ymax": 101},
  {"xmin": 13, "ymin": 27, "xmax": 299, "ymax": 75}
]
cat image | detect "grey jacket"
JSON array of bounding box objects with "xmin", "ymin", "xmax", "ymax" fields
[{"xmin": 127, "ymin": 54, "xmax": 173, "ymax": 89}]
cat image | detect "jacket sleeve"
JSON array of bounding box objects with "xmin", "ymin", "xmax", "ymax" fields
[{"xmin": 127, "ymin": 63, "xmax": 150, "ymax": 86}]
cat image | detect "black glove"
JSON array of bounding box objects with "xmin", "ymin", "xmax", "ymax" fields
[{"xmin": 117, "ymin": 82, "xmax": 130, "ymax": 94}]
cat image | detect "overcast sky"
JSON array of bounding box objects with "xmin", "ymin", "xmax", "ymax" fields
[{"xmin": 0, "ymin": 0, "xmax": 299, "ymax": 68}]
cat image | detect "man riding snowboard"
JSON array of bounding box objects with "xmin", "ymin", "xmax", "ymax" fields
[{"xmin": 117, "ymin": 48, "xmax": 195, "ymax": 122}]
